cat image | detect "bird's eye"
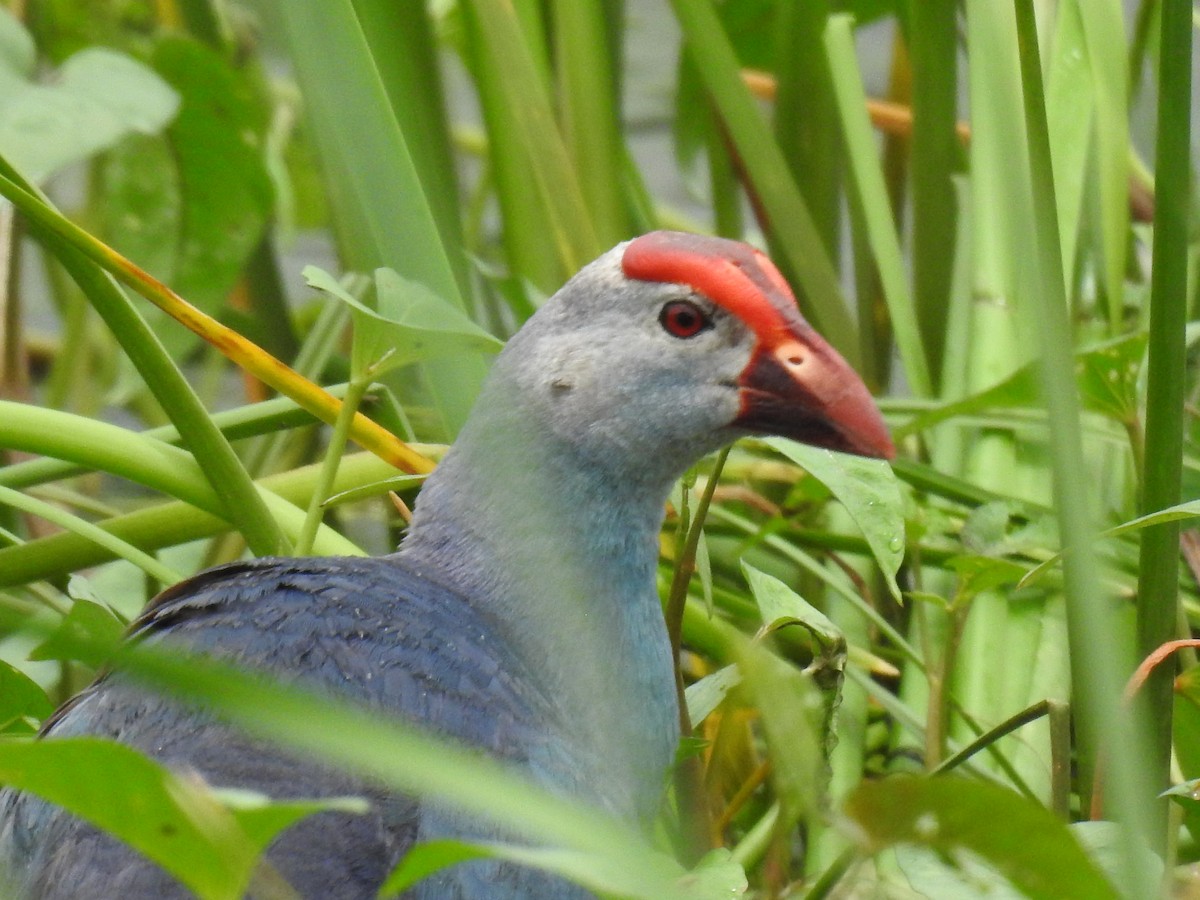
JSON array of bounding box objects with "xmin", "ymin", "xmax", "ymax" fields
[{"xmin": 659, "ymin": 300, "xmax": 711, "ymax": 339}]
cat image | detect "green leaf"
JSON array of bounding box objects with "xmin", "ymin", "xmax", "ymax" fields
[
  {"xmin": 380, "ymin": 839, "xmax": 494, "ymax": 896},
  {"xmin": 741, "ymin": 561, "xmax": 845, "ymax": 688},
  {"xmin": 0, "ymin": 9, "xmax": 178, "ymax": 183},
  {"xmin": 842, "ymin": 776, "xmax": 1120, "ymax": 899},
  {"xmin": 303, "ymin": 265, "xmax": 502, "ymax": 379},
  {"xmin": 764, "ymin": 437, "xmax": 904, "ymax": 601},
  {"xmin": 1069, "ymin": 821, "xmax": 1164, "ymax": 900},
  {"xmin": 0, "ymin": 660, "xmax": 53, "ymax": 733},
  {"xmin": 28, "ymin": 597, "xmax": 124, "ymax": 666},
  {"xmin": 0, "ymin": 738, "xmax": 365, "ymax": 900},
  {"xmin": 684, "ymin": 665, "xmax": 741, "ymax": 727}
]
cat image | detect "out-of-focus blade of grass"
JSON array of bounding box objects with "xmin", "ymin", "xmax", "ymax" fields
[
  {"xmin": 1136, "ymin": 0, "xmax": 1191, "ymax": 846},
  {"xmin": 824, "ymin": 15, "xmax": 932, "ymax": 400},
  {"xmin": 0, "ymin": 451, "xmax": 398, "ymax": 588},
  {"xmin": 459, "ymin": 0, "xmax": 599, "ymax": 292},
  {"xmin": 0, "ymin": 159, "xmax": 289, "ymax": 558},
  {"xmin": 0, "ymin": 168, "xmax": 432, "ymax": 476},
  {"xmin": 1012, "ymin": 0, "xmax": 1155, "ymax": 889},
  {"xmin": 905, "ymin": 0, "xmax": 959, "ymax": 387},
  {"xmin": 666, "ymin": 0, "xmax": 859, "ymax": 367},
  {"xmin": 277, "ymin": 0, "xmax": 486, "ymax": 439},
  {"xmin": 350, "ymin": 0, "xmax": 469, "ymax": 298},
  {"xmin": 1077, "ymin": 0, "xmax": 1131, "ymax": 330},
  {"xmin": 772, "ymin": 0, "xmax": 839, "ymax": 262},
  {"xmin": 0, "ymin": 402, "xmax": 360, "ymax": 558},
  {"xmin": 553, "ymin": 0, "xmax": 629, "ymax": 250}
]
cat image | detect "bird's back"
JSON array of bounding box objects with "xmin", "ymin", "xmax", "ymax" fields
[{"xmin": 0, "ymin": 556, "xmax": 588, "ymax": 898}]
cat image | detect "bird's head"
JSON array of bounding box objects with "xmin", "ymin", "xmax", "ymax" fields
[{"xmin": 496, "ymin": 230, "xmax": 893, "ymax": 482}]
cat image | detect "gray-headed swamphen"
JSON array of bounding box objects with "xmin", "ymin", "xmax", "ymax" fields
[{"xmin": 0, "ymin": 231, "xmax": 894, "ymax": 898}]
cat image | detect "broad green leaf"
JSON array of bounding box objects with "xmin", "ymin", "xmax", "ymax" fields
[
  {"xmin": 842, "ymin": 776, "xmax": 1120, "ymax": 899},
  {"xmin": 0, "ymin": 10, "xmax": 178, "ymax": 183},
  {"xmin": 765, "ymin": 437, "xmax": 904, "ymax": 601},
  {"xmin": 214, "ymin": 787, "xmax": 370, "ymax": 857},
  {"xmin": 899, "ymin": 333, "xmax": 1146, "ymax": 437},
  {"xmin": 303, "ymin": 266, "xmax": 502, "ymax": 379},
  {"xmin": 741, "ymin": 561, "xmax": 844, "ymax": 679},
  {"xmin": 28, "ymin": 597, "xmax": 124, "ymax": 666},
  {"xmin": 380, "ymin": 839, "xmax": 494, "ymax": 896},
  {"xmin": 1069, "ymin": 821, "xmax": 1163, "ymax": 900},
  {"xmin": 0, "ymin": 738, "xmax": 364, "ymax": 900},
  {"xmin": 684, "ymin": 665, "xmax": 741, "ymax": 727},
  {"xmin": 0, "ymin": 659, "xmax": 52, "ymax": 733},
  {"xmin": 960, "ymin": 500, "xmax": 1013, "ymax": 555}
]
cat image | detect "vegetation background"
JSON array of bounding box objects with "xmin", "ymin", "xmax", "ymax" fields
[{"xmin": 0, "ymin": 0, "xmax": 1196, "ymax": 897}]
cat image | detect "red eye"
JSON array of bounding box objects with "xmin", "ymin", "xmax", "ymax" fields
[{"xmin": 659, "ymin": 300, "xmax": 710, "ymax": 339}]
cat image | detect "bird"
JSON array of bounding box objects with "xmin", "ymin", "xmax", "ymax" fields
[{"xmin": 0, "ymin": 231, "xmax": 893, "ymax": 898}]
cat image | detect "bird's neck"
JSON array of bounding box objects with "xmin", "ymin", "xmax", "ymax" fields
[{"xmin": 396, "ymin": 398, "xmax": 680, "ymax": 821}]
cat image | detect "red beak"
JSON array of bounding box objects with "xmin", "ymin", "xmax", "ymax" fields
[{"xmin": 736, "ymin": 330, "xmax": 895, "ymax": 460}]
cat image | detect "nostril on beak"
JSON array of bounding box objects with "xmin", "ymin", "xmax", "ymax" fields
[{"xmin": 775, "ymin": 341, "xmax": 808, "ymax": 369}]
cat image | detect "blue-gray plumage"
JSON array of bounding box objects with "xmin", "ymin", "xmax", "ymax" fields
[{"xmin": 0, "ymin": 232, "xmax": 894, "ymax": 897}]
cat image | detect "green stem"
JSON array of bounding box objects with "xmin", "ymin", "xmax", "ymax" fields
[
  {"xmin": 905, "ymin": 0, "xmax": 960, "ymax": 387},
  {"xmin": 1136, "ymin": 0, "xmax": 1192, "ymax": 847},
  {"xmin": 665, "ymin": 448, "xmax": 728, "ymax": 862},
  {"xmin": 294, "ymin": 378, "xmax": 370, "ymax": 556},
  {"xmin": 1012, "ymin": 0, "xmax": 1156, "ymax": 887}
]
